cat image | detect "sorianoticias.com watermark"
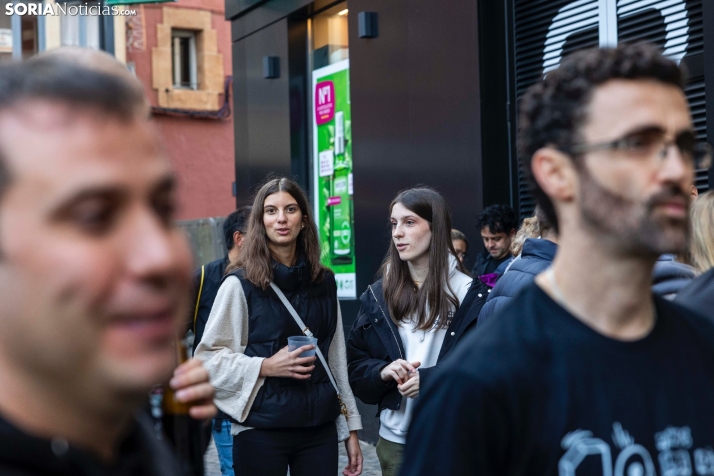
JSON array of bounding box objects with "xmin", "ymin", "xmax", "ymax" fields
[{"xmin": 5, "ymin": 3, "xmax": 136, "ymax": 16}]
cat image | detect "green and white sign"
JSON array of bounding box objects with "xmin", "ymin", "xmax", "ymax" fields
[{"xmin": 313, "ymin": 59, "xmax": 356, "ymax": 299}]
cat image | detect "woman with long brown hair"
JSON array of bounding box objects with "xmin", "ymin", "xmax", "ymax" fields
[
  {"xmin": 196, "ymin": 177, "xmax": 363, "ymax": 476},
  {"xmin": 346, "ymin": 187, "xmax": 472, "ymax": 476}
]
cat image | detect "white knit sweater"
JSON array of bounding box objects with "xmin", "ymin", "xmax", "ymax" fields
[{"xmin": 195, "ymin": 275, "xmax": 363, "ymax": 438}]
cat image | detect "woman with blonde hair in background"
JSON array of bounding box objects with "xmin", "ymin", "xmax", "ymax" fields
[
  {"xmin": 675, "ymin": 191, "xmax": 714, "ymax": 318},
  {"xmin": 689, "ymin": 191, "xmax": 714, "ymax": 274}
]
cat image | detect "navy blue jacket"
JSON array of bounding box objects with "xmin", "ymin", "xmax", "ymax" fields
[
  {"xmin": 190, "ymin": 256, "xmax": 230, "ymax": 423},
  {"xmin": 675, "ymin": 266, "xmax": 714, "ymax": 319},
  {"xmin": 190, "ymin": 256, "xmax": 229, "ymax": 354},
  {"xmin": 346, "ymin": 278, "xmax": 489, "ymax": 415},
  {"xmin": 477, "ymin": 238, "xmax": 557, "ymax": 328},
  {"xmin": 652, "ymin": 254, "xmax": 696, "ymax": 299}
]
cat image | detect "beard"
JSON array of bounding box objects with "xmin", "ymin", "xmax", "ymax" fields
[{"xmin": 578, "ymin": 165, "xmax": 690, "ymax": 257}]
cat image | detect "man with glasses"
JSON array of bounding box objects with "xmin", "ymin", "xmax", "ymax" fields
[{"xmin": 400, "ymin": 43, "xmax": 714, "ymax": 476}]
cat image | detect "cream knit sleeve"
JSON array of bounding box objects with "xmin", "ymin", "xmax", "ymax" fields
[
  {"xmin": 328, "ymin": 301, "xmax": 363, "ymax": 433},
  {"xmin": 194, "ymin": 276, "xmax": 265, "ymax": 424}
]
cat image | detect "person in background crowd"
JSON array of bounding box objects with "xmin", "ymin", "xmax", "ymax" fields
[
  {"xmin": 0, "ymin": 54, "xmax": 216, "ymax": 475},
  {"xmin": 189, "ymin": 205, "xmax": 251, "ymax": 476},
  {"xmin": 191, "ymin": 206, "xmax": 252, "ymax": 354},
  {"xmin": 509, "ymin": 215, "xmax": 540, "ymax": 259},
  {"xmin": 500, "ymin": 213, "xmax": 541, "ymax": 275},
  {"xmin": 688, "ymin": 190, "xmax": 714, "ymax": 274},
  {"xmin": 691, "ymin": 184, "xmax": 699, "ymax": 199},
  {"xmin": 651, "ymin": 252, "xmax": 696, "ymax": 299},
  {"xmin": 196, "ymin": 177, "xmax": 363, "ymax": 476},
  {"xmin": 477, "ymin": 206, "xmax": 558, "ymax": 327},
  {"xmin": 674, "ymin": 191, "xmax": 714, "ymax": 317},
  {"xmin": 472, "ymin": 204, "xmax": 517, "ymax": 277},
  {"xmin": 450, "ymin": 229, "xmax": 469, "ymax": 265},
  {"xmin": 347, "ymin": 188, "xmax": 472, "ymax": 476},
  {"xmin": 401, "ymin": 43, "xmax": 714, "ymax": 476}
]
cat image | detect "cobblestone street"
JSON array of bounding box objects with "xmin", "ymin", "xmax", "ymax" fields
[{"xmin": 204, "ymin": 437, "xmax": 381, "ymax": 476}]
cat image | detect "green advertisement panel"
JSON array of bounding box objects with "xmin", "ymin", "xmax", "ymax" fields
[{"xmin": 312, "ymin": 60, "xmax": 356, "ymax": 299}]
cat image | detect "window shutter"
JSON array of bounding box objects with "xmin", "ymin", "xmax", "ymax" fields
[
  {"xmin": 513, "ymin": 0, "xmax": 600, "ymax": 219},
  {"xmin": 510, "ymin": 0, "xmax": 706, "ymax": 218}
]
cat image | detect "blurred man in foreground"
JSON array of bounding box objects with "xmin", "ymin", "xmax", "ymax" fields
[
  {"xmin": 402, "ymin": 43, "xmax": 714, "ymax": 475},
  {"xmin": 0, "ymin": 55, "xmax": 215, "ymax": 474}
]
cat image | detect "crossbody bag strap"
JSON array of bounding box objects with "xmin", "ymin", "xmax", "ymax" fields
[
  {"xmin": 269, "ymin": 282, "xmax": 340, "ymax": 397},
  {"xmin": 193, "ymin": 265, "xmax": 205, "ymax": 335}
]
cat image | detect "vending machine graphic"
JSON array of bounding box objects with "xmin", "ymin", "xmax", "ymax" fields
[{"xmin": 313, "ymin": 59, "xmax": 356, "ymax": 298}]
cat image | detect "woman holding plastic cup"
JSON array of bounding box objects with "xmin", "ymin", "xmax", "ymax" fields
[{"xmin": 196, "ymin": 177, "xmax": 363, "ymax": 476}]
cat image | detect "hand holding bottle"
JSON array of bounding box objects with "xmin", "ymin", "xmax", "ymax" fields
[{"xmin": 169, "ymin": 358, "xmax": 217, "ymax": 420}]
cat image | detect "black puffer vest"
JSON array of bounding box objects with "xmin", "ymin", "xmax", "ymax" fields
[{"xmin": 225, "ymin": 256, "xmax": 341, "ymax": 429}]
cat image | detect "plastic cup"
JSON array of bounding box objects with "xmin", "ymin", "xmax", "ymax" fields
[{"xmin": 288, "ymin": 336, "xmax": 317, "ymax": 358}]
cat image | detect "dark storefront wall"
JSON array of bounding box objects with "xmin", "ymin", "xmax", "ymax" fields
[
  {"xmin": 479, "ymin": 0, "xmax": 714, "ymax": 219},
  {"xmin": 229, "ymin": 0, "xmax": 483, "ymax": 443},
  {"xmin": 230, "ymin": 0, "xmax": 483, "ymax": 317}
]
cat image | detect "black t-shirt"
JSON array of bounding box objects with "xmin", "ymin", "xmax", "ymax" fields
[{"xmin": 401, "ymin": 282, "xmax": 714, "ymax": 476}]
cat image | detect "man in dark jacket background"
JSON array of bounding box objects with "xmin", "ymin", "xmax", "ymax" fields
[
  {"xmin": 478, "ymin": 207, "xmax": 557, "ymax": 327},
  {"xmin": 471, "ymin": 204, "xmax": 517, "ymax": 277},
  {"xmin": 189, "ymin": 205, "xmax": 250, "ymax": 476},
  {"xmin": 190, "ymin": 206, "xmax": 251, "ymax": 353}
]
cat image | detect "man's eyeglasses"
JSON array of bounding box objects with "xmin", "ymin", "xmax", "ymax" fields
[{"xmin": 565, "ymin": 127, "xmax": 712, "ymax": 170}]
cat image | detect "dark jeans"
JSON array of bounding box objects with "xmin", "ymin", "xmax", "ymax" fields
[{"xmin": 232, "ymin": 422, "xmax": 337, "ymax": 476}]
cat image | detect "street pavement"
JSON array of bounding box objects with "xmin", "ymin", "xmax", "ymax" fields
[{"xmin": 204, "ymin": 436, "xmax": 381, "ymax": 476}]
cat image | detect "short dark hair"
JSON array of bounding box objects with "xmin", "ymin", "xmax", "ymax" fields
[
  {"xmin": 223, "ymin": 206, "xmax": 252, "ymax": 250},
  {"xmin": 519, "ymin": 42, "xmax": 685, "ymax": 232},
  {"xmin": 0, "ymin": 56, "xmax": 146, "ymax": 200},
  {"xmin": 476, "ymin": 204, "xmax": 517, "ymax": 235}
]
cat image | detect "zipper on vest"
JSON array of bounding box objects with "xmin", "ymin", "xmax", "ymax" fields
[{"xmin": 368, "ymin": 285, "xmax": 404, "ymax": 360}]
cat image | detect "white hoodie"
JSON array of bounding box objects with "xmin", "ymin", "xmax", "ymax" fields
[{"xmin": 379, "ymin": 255, "xmax": 472, "ymax": 444}]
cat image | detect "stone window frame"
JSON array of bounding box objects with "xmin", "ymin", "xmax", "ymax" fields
[{"xmin": 152, "ymin": 7, "xmax": 223, "ymax": 111}]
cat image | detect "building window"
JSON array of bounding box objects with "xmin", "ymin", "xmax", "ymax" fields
[
  {"xmin": 60, "ymin": 3, "xmax": 101, "ymax": 49},
  {"xmin": 152, "ymin": 7, "xmax": 224, "ymax": 110},
  {"xmin": 172, "ymin": 29, "xmax": 197, "ymax": 90}
]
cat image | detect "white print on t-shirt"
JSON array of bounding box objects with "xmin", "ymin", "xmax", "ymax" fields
[{"xmin": 558, "ymin": 423, "xmax": 714, "ymax": 476}]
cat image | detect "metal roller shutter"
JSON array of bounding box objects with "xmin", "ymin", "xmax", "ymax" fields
[
  {"xmin": 618, "ymin": 0, "xmax": 707, "ymax": 192},
  {"xmin": 512, "ymin": 0, "xmax": 600, "ymax": 219},
  {"xmin": 510, "ymin": 0, "xmax": 707, "ymax": 218}
]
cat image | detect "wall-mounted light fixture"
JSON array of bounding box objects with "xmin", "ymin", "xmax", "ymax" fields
[
  {"xmin": 338, "ymin": 8, "xmax": 348, "ymax": 16},
  {"xmin": 358, "ymin": 12, "xmax": 378, "ymax": 38},
  {"xmin": 263, "ymin": 56, "xmax": 280, "ymax": 79}
]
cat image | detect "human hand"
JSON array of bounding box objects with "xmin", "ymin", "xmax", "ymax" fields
[
  {"xmin": 169, "ymin": 358, "xmax": 217, "ymax": 420},
  {"xmin": 259, "ymin": 345, "xmax": 316, "ymax": 379},
  {"xmin": 379, "ymin": 359, "xmax": 421, "ymax": 385},
  {"xmin": 343, "ymin": 431, "xmax": 363, "ymax": 476},
  {"xmin": 397, "ymin": 369, "xmax": 419, "ymax": 398}
]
